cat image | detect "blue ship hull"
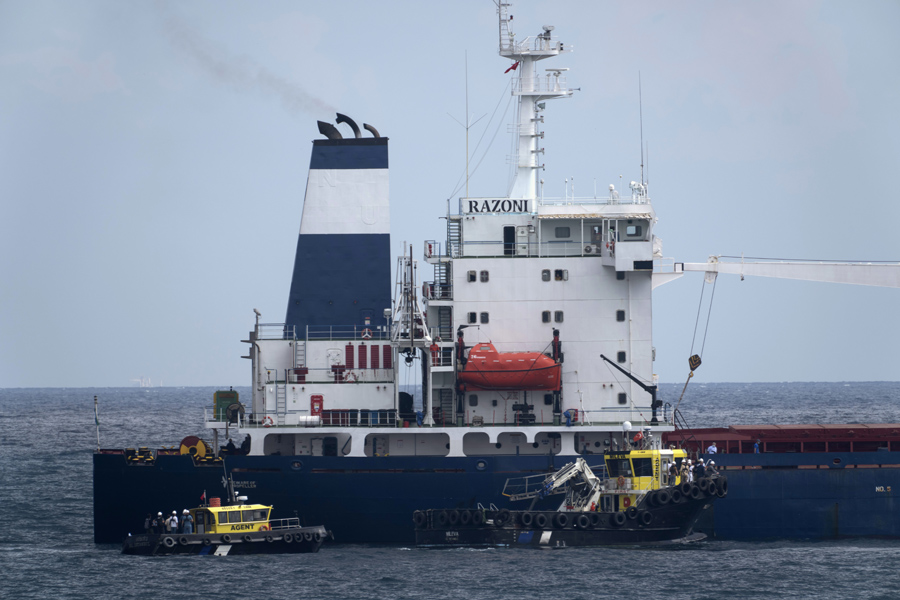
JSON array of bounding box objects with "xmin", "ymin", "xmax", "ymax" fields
[{"xmin": 93, "ymin": 450, "xmax": 900, "ymax": 543}]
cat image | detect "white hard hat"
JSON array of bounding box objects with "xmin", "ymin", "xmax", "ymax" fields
[{"xmin": 183, "ymin": 509, "xmax": 189, "ymax": 514}]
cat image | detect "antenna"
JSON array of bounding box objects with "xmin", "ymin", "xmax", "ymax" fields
[{"xmin": 639, "ymin": 72, "xmax": 644, "ymax": 185}]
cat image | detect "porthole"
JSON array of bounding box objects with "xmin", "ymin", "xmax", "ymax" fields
[{"xmin": 476, "ymin": 460, "xmax": 487, "ymax": 471}]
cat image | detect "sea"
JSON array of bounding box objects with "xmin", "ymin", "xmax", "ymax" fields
[{"xmin": 2, "ymin": 382, "xmax": 899, "ymax": 600}]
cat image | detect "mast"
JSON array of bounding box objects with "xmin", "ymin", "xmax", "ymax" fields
[{"xmin": 498, "ymin": 2, "xmax": 574, "ymax": 200}]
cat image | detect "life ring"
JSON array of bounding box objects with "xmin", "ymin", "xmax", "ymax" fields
[
  {"xmin": 361, "ymin": 328, "xmax": 373, "ymax": 340},
  {"xmin": 617, "ymin": 476, "xmax": 625, "ymax": 488},
  {"xmin": 262, "ymin": 416, "xmax": 274, "ymax": 428},
  {"xmin": 259, "ymin": 525, "xmax": 270, "ymax": 531},
  {"xmin": 623, "ymin": 496, "xmax": 632, "ymax": 509},
  {"xmin": 345, "ymin": 372, "xmax": 358, "ymax": 383}
]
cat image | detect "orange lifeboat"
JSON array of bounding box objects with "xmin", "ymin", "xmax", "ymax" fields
[{"xmin": 456, "ymin": 342, "xmax": 561, "ymax": 392}]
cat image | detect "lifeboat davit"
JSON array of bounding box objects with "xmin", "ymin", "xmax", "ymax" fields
[{"xmin": 457, "ymin": 343, "xmax": 561, "ymax": 392}]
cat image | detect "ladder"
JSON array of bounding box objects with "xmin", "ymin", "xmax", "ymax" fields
[
  {"xmin": 294, "ymin": 340, "xmax": 306, "ymax": 368},
  {"xmin": 275, "ymin": 381, "xmax": 287, "ymax": 425},
  {"xmin": 436, "ymin": 306, "xmax": 453, "ymax": 341},
  {"xmin": 438, "ymin": 389, "xmax": 454, "ymax": 426},
  {"xmin": 448, "ymin": 216, "xmax": 462, "ymax": 257}
]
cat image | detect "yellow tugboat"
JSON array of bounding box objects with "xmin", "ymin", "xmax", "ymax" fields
[{"xmin": 122, "ymin": 479, "xmax": 330, "ymax": 556}]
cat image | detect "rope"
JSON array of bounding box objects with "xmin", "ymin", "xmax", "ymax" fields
[{"xmin": 700, "ymin": 274, "xmax": 718, "ymax": 357}]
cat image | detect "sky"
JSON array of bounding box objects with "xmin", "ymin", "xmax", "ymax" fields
[{"xmin": 1, "ymin": 0, "xmax": 898, "ymax": 388}]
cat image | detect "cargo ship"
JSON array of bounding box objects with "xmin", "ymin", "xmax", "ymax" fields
[{"xmin": 93, "ymin": 3, "xmax": 900, "ymax": 544}]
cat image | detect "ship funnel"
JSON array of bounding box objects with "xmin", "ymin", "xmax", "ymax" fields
[
  {"xmin": 335, "ymin": 113, "xmax": 361, "ymax": 138},
  {"xmin": 317, "ymin": 120, "xmax": 342, "ymax": 140}
]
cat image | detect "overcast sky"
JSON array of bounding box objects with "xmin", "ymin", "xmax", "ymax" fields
[{"xmin": 1, "ymin": 0, "xmax": 897, "ymax": 388}]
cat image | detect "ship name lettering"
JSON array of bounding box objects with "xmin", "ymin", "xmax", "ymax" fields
[
  {"xmin": 232, "ymin": 480, "xmax": 256, "ymax": 488},
  {"xmin": 466, "ymin": 199, "xmax": 527, "ymax": 213}
]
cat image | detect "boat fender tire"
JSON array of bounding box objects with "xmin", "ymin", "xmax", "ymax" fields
[
  {"xmin": 576, "ymin": 514, "xmax": 591, "ymax": 529},
  {"xmin": 202, "ymin": 538, "xmax": 211, "ymax": 546},
  {"xmin": 495, "ymin": 509, "xmax": 510, "ymax": 527},
  {"xmin": 671, "ymin": 489, "xmax": 684, "ymax": 503},
  {"xmin": 716, "ymin": 477, "xmax": 728, "ymax": 494},
  {"xmin": 472, "ymin": 510, "xmax": 485, "ymax": 526},
  {"xmin": 645, "ymin": 491, "xmax": 658, "ymax": 507},
  {"xmin": 314, "ymin": 532, "xmax": 323, "ymax": 543},
  {"xmin": 448, "ymin": 510, "xmax": 460, "ymax": 525},
  {"xmin": 520, "ymin": 512, "xmax": 534, "ymax": 527},
  {"xmin": 303, "ymin": 532, "xmax": 313, "ymax": 542},
  {"xmin": 178, "ymin": 536, "xmax": 189, "ymax": 546},
  {"xmin": 698, "ymin": 478, "xmax": 710, "ymax": 492},
  {"xmin": 553, "ymin": 513, "xmax": 569, "ymax": 529},
  {"xmin": 639, "ymin": 511, "xmax": 653, "ymax": 526},
  {"xmin": 413, "ymin": 510, "xmax": 426, "ymax": 527},
  {"xmin": 626, "ymin": 506, "xmax": 639, "ymax": 520},
  {"xmin": 680, "ymin": 482, "xmax": 692, "ymax": 495},
  {"xmin": 283, "ymin": 533, "xmax": 293, "ymax": 544},
  {"xmin": 437, "ymin": 510, "xmax": 450, "ymax": 526},
  {"xmin": 612, "ymin": 511, "xmax": 627, "ymax": 527},
  {"xmin": 221, "ymin": 534, "xmax": 231, "ymax": 544},
  {"xmin": 657, "ymin": 490, "xmax": 672, "ymax": 505},
  {"xmin": 163, "ymin": 537, "xmax": 175, "ymax": 548},
  {"xmin": 534, "ymin": 513, "xmax": 548, "ymax": 529},
  {"xmin": 690, "ymin": 484, "xmax": 703, "ymax": 500},
  {"xmin": 265, "ymin": 535, "xmax": 274, "ymax": 543},
  {"xmin": 242, "ymin": 535, "xmax": 252, "ymax": 543},
  {"xmin": 459, "ymin": 509, "xmax": 472, "ymax": 526},
  {"xmin": 589, "ymin": 513, "xmax": 602, "ymax": 528}
]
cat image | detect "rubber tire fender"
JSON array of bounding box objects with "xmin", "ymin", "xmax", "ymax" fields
[
  {"xmin": 178, "ymin": 536, "xmax": 189, "ymax": 546},
  {"xmin": 459, "ymin": 510, "xmax": 472, "ymax": 526},
  {"xmin": 626, "ymin": 506, "xmax": 639, "ymax": 520},
  {"xmin": 163, "ymin": 537, "xmax": 175, "ymax": 548},
  {"xmin": 265, "ymin": 535, "xmax": 275, "ymax": 543},
  {"xmin": 553, "ymin": 513, "xmax": 569, "ymax": 529},
  {"xmin": 448, "ymin": 510, "xmax": 460, "ymax": 525},
  {"xmin": 690, "ymin": 484, "xmax": 703, "ymax": 500},
  {"xmin": 698, "ymin": 478, "xmax": 710, "ymax": 493},
  {"xmin": 494, "ymin": 509, "xmax": 510, "ymax": 527},
  {"xmin": 242, "ymin": 534, "xmax": 252, "ymax": 543},
  {"xmin": 611, "ymin": 511, "xmax": 627, "ymax": 527},
  {"xmin": 520, "ymin": 512, "xmax": 534, "ymax": 527},
  {"xmin": 534, "ymin": 513, "xmax": 548, "ymax": 528},
  {"xmin": 589, "ymin": 513, "xmax": 602, "ymax": 528},
  {"xmin": 437, "ymin": 510, "xmax": 450, "ymax": 526},
  {"xmin": 576, "ymin": 514, "xmax": 591, "ymax": 529},
  {"xmin": 313, "ymin": 532, "xmax": 322, "ymax": 542},
  {"xmin": 639, "ymin": 511, "xmax": 653, "ymax": 526},
  {"xmin": 716, "ymin": 477, "xmax": 728, "ymax": 494},
  {"xmin": 413, "ymin": 510, "xmax": 427, "ymax": 527},
  {"xmin": 283, "ymin": 533, "xmax": 293, "ymax": 544},
  {"xmin": 472, "ymin": 510, "xmax": 485, "ymax": 526},
  {"xmin": 656, "ymin": 490, "xmax": 672, "ymax": 505},
  {"xmin": 221, "ymin": 534, "xmax": 231, "ymax": 544},
  {"xmin": 680, "ymin": 482, "xmax": 692, "ymax": 495},
  {"xmin": 303, "ymin": 532, "xmax": 313, "ymax": 542},
  {"xmin": 670, "ymin": 488, "xmax": 684, "ymax": 503}
]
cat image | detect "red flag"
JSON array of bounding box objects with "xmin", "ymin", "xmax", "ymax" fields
[
  {"xmin": 200, "ymin": 491, "xmax": 206, "ymax": 502},
  {"xmin": 504, "ymin": 61, "xmax": 519, "ymax": 74}
]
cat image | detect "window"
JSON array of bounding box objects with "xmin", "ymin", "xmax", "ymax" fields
[
  {"xmin": 554, "ymin": 311, "xmax": 564, "ymax": 323},
  {"xmin": 544, "ymin": 394, "xmax": 553, "ymax": 406},
  {"xmin": 617, "ymin": 351, "xmax": 626, "ymax": 363},
  {"xmin": 468, "ymin": 312, "xmax": 477, "ymax": 324},
  {"xmin": 242, "ymin": 509, "xmax": 267, "ymax": 522},
  {"xmin": 467, "ymin": 271, "xmax": 476, "ymax": 282},
  {"xmin": 480, "ymin": 270, "xmax": 489, "ymax": 283},
  {"xmin": 554, "ymin": 269, "xmax": 568, "ymax": 281},
  {"xmin": 469, "ymin": 394, "xmax": 478, "ymax": 407},
  {"xmin": 542, "ymin": 311, "xmax": 551, "ymax": 323},
  {"xmin": 618, "ymin": 392, "xmax": 627, "ymax": 405},
  {"xmin": 616, "ymin": 310, "xmax": 625, "ymax": 322},
  {"xmin": 554, "ymin": 226, "xmax": 570, "ymax": 238},
  {"xmin": 480, "ymin": 312, "xmax": 489, "ymax": 324},
  {"xmin": 626, "ymin": 225, "xmax": 643, "ymax": 237},
  {"xmin": 542, "ymin": 269, "xmax": 551, "ymax": 282},
  {"xmin": 632, "ymin": 458, "xmax": 653, "ymax": 477},
  {"xmin": 606, "ymin": 458, "xmax": 633, "ymax": 477}
]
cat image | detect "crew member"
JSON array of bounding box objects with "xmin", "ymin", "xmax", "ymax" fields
[
  {"xmin": 240, "ymin": 435, "xmax": 251, "ymax": 454},
  {"xmin": 182, "ymin": 509, "xmax": 194, "ymax": 534},
  {"xmin": 706, "ymin": 442, "xmax": 717, "ymax": 454},
  {"xmin": 707, "ymin": 460, "xmax": 719, "ymax": 477}
]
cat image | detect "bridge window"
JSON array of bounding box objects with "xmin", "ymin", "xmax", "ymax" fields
[
  {"xmin": 607, "ymin": 459, "xmax": 632, "ymax": 477},
  {"xmin": 632, "ymin": 458, "xmax": 653, "ymax": 477},
  {"xmin": 625, "ymin": 225, "xmax": 642, "ymax": 237},
  {"xmin": 555, "ymin": 227, "xmax": 571, "ymax": 238},
  {"xmin": 242, "ymin": 509, "xmax": 267, "ymax": 522}
]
